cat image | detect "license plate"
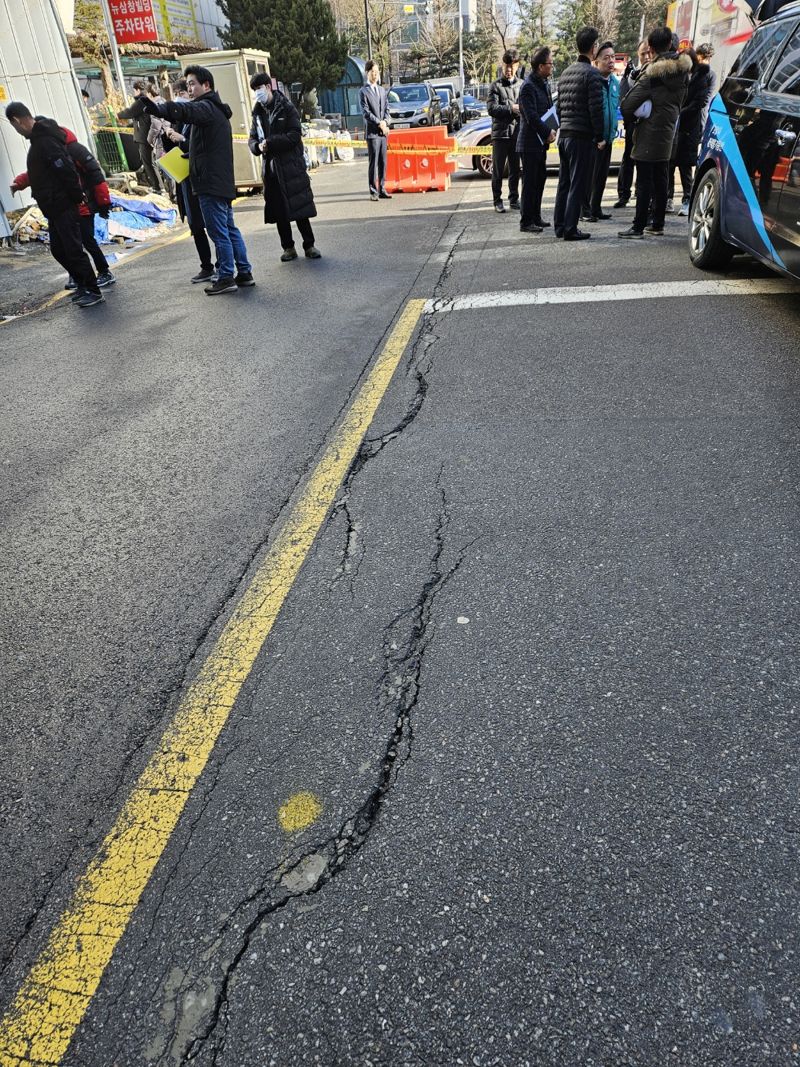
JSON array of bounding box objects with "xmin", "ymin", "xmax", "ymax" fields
[{"xmin": 394, "ymin": 122, "xmax": 411, "ymax": 128}]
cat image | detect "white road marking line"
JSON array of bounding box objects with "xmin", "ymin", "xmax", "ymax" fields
[{"xmin": 425, "ymin": 278, "xmax": 799, "ymax": 313}]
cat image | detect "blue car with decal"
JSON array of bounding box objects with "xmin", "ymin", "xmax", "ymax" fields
[{"xmin": 690, "ymin": 0, "xmax": 800, "ymax": 279}]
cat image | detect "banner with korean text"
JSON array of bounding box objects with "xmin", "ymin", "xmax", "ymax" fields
[{"xmin": 109, "ymin": 0, "xmax": 159, "ymax": 43}]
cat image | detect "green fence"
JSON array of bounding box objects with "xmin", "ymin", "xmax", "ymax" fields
[{"xmin": 94, "ymin": 127, "xmax": 129, "ymax": 175}]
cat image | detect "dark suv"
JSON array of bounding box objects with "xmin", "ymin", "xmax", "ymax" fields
[
  {"xmin": 387, "ymin": 83, "xmax": 443, "ymax": 129},
  {"xmin": 690, "ymin": 1, "xmax": 800, "ymax": 280},
  {"xmin": 435, "ymin": 87, "xmax": 462, "ymax": 132}
]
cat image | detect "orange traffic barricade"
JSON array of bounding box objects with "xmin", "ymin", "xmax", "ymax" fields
[{"xmin": 385, "ymin": 126, "xmax": 457, "ymax": 193}]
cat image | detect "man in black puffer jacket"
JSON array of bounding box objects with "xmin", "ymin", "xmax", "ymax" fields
[
  {"xmin": 488, "ymin": 49, "xmax": 523, "ymax": 212},
  {"xmin": 248, "ymin": 73, "xmax": 321, "ymax": 262},
  {"xmin": 6, "ymin": 102, "xmax": 103, "ymax": 307},
  {"xmin": 142, "ymin": 64, "xmax": 253, "ymax": 294},
  {"xmin": 553, "ymin": 26, "xmax": 606, "ymax": 241}
]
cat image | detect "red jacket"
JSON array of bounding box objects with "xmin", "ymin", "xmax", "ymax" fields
[{"xmin": 14, "ymin": 127, "xmax": 111, "ymax": 216}]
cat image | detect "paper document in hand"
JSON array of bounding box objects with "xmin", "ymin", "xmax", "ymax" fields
[
  {"xmin": 540, "ymin": 105, "xmax": 559, "ymax": 130},
  {"xmin": 157, "ymin": 147, "xmax": 190, "ymax": 183}
]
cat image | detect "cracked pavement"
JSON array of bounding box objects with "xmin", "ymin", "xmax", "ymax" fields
[{"xmin": 2, "ymin": 160, "xmax": 800, "ymax": 1066}]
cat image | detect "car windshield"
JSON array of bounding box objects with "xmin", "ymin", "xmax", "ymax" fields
[{"xmin": 390, "ymin": 86, "xmax": 428, "ymax": 103}]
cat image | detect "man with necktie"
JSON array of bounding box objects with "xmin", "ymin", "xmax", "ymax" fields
[{"xmin": 359, "ymin": 60, "xmax": 392, "ymax": 202}]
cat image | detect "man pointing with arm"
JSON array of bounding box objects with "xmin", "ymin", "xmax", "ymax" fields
[{"xmin": 140, "ymin": 64, "xmax": 253, "ymax": 294}]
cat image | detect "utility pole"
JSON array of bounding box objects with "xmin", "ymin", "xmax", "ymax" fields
[
  {"xmin": 458, "ymin": 0, "xmax": 464, "ymax": 89},
  {"xmin": 99, "ymin": 0, "xmax": 130, "ymax": 104},
  {"xmin": 365, "ymin": 0, "xmax": 374, "ymax": 60}
]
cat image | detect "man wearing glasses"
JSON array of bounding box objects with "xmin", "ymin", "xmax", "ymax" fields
[{"xmin": 517, "ymin": 47, "xmax": 557, "ymax": 233}]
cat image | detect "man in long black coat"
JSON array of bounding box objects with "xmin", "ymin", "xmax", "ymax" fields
[{"xmin": 248, "ymin": 73, "xmax": 321, "ymax": 261}]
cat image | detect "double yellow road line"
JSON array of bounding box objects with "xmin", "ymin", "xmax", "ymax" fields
[{"xmin": 0, "ymin": 299, "xmax": 426, "ymax": 1066}]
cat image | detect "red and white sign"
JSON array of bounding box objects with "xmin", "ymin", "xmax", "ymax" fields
[{"xmin": 108, "ymin": 0, "xmax": 159, "ymax": 43}]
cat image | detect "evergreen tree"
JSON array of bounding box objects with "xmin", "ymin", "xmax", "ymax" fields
[
  {"xmin": 616, "ymin": 0, "xmax": 643, "ymax": 54},
  {"xmin": 516, "ymin": 0, "xmax": 555, "ymax": 62},
  {"xmin": 219, "ymin": 0, "xmax": 348, "ymax": 91}
]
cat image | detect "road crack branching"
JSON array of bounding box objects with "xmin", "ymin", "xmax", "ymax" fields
[
  {"xmin": 182, "ymin": 474, "xmax": 471, "ymax": 1066},
  {"xmin": 331, "ymin": 228, "xmax": 458, "ymax": 596}
]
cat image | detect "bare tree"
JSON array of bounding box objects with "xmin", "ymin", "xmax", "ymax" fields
[
  {"xmin": 413, "ymin": 0, "xmax": 459, "ymax": 73},
  {"xmin": 330, "ymin": 0, "xmax": 405, "ymax": 73}
]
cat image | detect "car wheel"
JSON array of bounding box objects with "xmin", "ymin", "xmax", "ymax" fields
[
  {"xmin": 689, "ymin": 169, "xmax": 734, "ymax": 270},
  {"xmin": 475, "ymin": 140, "xmax": 492, "ymax": 178}
]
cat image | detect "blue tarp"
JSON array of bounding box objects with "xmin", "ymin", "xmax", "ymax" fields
[{"xmin": 94, "ymin": 192, "xmax": 178, "ymax": 244}]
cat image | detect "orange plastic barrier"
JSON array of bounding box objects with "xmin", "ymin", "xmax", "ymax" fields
[{"xmin": 384, "ymin": 126, "xmax": 458, "ymax": 193}]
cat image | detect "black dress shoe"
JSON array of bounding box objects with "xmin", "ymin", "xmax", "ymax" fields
[
  {"xmin": 533, "ymin": 219, "xmax": 551, "ymax": 228},
  {"xmin": 595, "ymin": 211, "xmax": 612, "ymax": 220},
  {"xmin": 379, "ymin": 191, "xmax": 392, "ymax": 199},
  {"xmin": 519, "ymin": 223, "xmax": 543, "ymax": 234},
  {"xmin": 509, "ymin": 199, "xmax": 521, "ymax": 210},
  {"xmin": 612, "ymin": 199, "xmax": 628, "ymax": 209},
  {"xmin": 554, "ymin": 228, "xmax": 564, "ymax": 238},
  {"xmin": 564, "ymin": 230, "xmax": 591, "ymax": 241}
]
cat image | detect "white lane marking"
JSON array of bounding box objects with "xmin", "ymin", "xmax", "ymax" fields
[{"xmin": 425, "ymin": 278, "xmax": 799, "ymax": 313}]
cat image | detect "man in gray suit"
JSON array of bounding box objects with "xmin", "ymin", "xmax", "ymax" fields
[{"xmin": 359, "ymin": 60, "xmax": 392, "ymax": 201}]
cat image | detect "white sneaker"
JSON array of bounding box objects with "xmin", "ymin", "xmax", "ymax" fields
[
  {"xmin": 678, "ymin": 199, "xmax": 690, "ymax": 217},
  {"xmin": 665, "ymin": 199, "xmax": 675, "ymax": 214}
]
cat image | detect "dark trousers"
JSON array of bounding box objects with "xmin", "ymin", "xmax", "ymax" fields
[
  {"xmin": 367, "ymin": 134, "xmax": 387, "ymax": 195},
  {"xmin": 668, "ymin": 136, "xmax": 700, "ymax": 202},
  {"xmin": 49, "ymin": 208, "xmax": 99, "ymax": 293},
  {"xmin": 78, "ymin": 213, "xmax": 108, "ymax": 274},
  {"xmin": 584, "ymin": 142, "xmax": 612, "ymax": 216},
  {"xmin": 519, "ymin": 148, "xmax": 546, "ymax": 226},
  {"xmin": 633, "ymin": 159, "xmax": 669, "ymax": 231},
  {"xmin": 137, "ymin": 141, "xmax": 160, "ymax": 191},
  {"xmin": 182, "ymin": 184, "xmax": 213, "ymax": 271},
  {"xmin": 266, "ymin": 173, "xmax": 315, "ymax": 249},
  {"xmin": 277, "ymin": 215, "xmax": 315, "ymax": 250},
  {"xmin": 617, "ymin": 122, "xmax": 635, "ymax": 203},
  {"xmin": 553, "ymin": 136, "xmax": 593, "ymax": 236},
  {"xmin": 491, "ymin": 139, "xmax": 520, "ymax": 203}
]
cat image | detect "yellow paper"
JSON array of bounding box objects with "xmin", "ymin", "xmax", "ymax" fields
[{"xmin": 157, "ymin": 146, "xmax": 190, "ymax": 183}]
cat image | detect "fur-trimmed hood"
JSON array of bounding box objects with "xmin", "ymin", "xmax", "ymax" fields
[{"xmin": 643, "ymin": 51, "xmax": 693, "ymax": 82}]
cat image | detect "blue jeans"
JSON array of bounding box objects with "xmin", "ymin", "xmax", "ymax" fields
[{"xmin": 197, "ymin": 195, "xmax": 251, "ymax": 279}]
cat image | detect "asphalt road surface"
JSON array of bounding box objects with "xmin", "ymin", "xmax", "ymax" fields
[{"xmin": 1, "ymin": 159, "xmax": 799, "ymax": 1067}]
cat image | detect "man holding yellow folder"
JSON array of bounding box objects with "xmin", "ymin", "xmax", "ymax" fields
[
  {"xmin": 142, "ymin": 65, "xmax": 253, "ymax": 295},
  {"xmin": 162, "ymin": 78, "xmax": 215, "ymax": 284}
]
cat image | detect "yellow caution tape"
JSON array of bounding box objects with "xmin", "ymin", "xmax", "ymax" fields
[{"xmin": 97, "ymin": 126, "xmax": 622, "ymax": 160}]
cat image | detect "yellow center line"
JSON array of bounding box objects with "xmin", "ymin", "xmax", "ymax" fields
[{"xmin": 0, "ymin": 297, "xmax": 427, "ymax": 1067}]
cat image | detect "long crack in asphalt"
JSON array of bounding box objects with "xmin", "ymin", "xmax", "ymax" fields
[{"xmin": 181, "ymin": 473, "xmax": 472, "ymax": 1066}]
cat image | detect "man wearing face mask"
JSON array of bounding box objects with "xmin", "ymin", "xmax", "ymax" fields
[
  {"xmin": 140, "ymin": 64, "xmax": 253, "ymax": 294},
  {"xmin": 248, "ymin": 74, "xmax": 321, "ymax": 261}
]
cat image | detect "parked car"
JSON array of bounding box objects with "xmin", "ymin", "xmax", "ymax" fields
[
  {"xmin": 454, "ymin": 115, "xmax": 561, "ymax": 178},
  {"xmin": 387, "ymin": 83, "xmax": 443, "ymax": 129},
  {"xmin": 462, "ymin": 93, "xmax": 488, "ymax": 120},
  {"xmin": 435, "ymin": 86, "xmax": 462, "ymax": 133},
  {"xmin": 689, "ymin": 0, "xmax": 800, "ymax": 280},
  {"xmin": 454, "ymin": 115, "xmax": 494, "ymax": 177}
]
